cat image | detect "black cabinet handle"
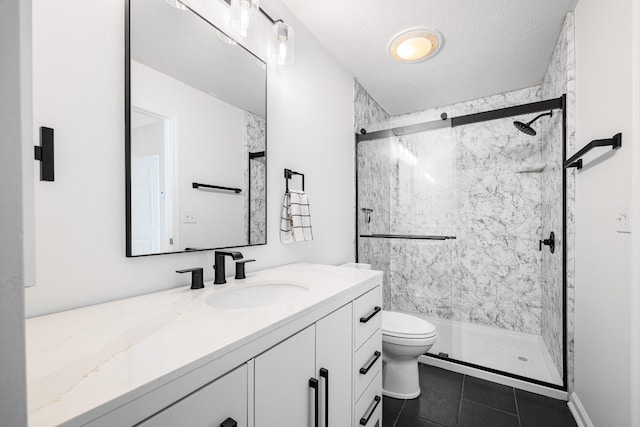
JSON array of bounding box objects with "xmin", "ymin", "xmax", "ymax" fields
[
  {"xmin": 319, "ymin": 368, "xmax": 329, "ymax": 427},
  {"xmin": 309, "ymin": 377, "xmax": 319, "ymax": 427},
  {"xmin": 220, "ymin": 417, "xmax": 237, "ymax": 427},
  {"xmin": 359, "ymin": 395, "xmax": 381, "ymax": 426},
  {"xmin": 359, "ymin": 351, "xmax": 381, "ymax": 375},
  {"xmin": 360, "ymin": 306, "xmax": 381, "ymax": 323}
]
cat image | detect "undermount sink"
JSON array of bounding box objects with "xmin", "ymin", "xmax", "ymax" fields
[{"xmin": 205, "ymin": 282, "xmax": 309, "ymax": 309}]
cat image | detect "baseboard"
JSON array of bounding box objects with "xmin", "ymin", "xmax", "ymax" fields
[{"xmin": 567, "ymin": 392, "xmax": 594, "ymax": 427}]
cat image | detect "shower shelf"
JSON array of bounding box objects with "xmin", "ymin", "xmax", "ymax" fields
[{"xmin": 359, "ymin": 234, "xmax": 456, "ymax": 240}]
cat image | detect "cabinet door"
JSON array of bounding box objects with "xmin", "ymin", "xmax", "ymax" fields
[
  {"xmin": 316, "ymin": 304, "xmax": 353, "ymax": 427},
  {"xmin": 137, "ymin": 364, "xmax": 247, "ymax": 427},
  {"xmin": 254, "ymin": 325, "xmax": 316, "ymax": 427}
]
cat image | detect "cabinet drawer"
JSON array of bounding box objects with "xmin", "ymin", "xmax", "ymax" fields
[
  {"xmin": 137, "ymin": 364, "xmax": 247, "ymax": 427},
  {"xmin": 354, "ymin": 329, "xmax": 382, "ymax": 399},
  {"xmin": 354, "ymin": 370, "xmax": 382, "ymax": 427},
  {"xmin": 353, "ymin": 286, "xmax": 381, "ymax": 350}
]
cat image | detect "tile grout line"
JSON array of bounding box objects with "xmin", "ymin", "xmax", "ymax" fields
[
  {"xmin": 513, "ymin": 387, "xmax": 522, "ymax": 427},
  {"xmin": 459, "ymin": 397, "xmax": 520, "ymax": 417},
  {"xmin": 455, "ymin": 374, "xmax": 467, "ymax": 427},
  {"xmin": 392, "ymin": 399, "xmax": 406, "ymax": 427}
]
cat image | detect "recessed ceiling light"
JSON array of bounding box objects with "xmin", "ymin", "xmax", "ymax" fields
[{"xmin": 389, "ymin": 28, "xmax": 442, "ymax": 63}]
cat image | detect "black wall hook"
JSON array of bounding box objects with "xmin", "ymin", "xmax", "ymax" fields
[{"xmin": 35, "ymin": 127, "xmax": 54, "ymax": 181}]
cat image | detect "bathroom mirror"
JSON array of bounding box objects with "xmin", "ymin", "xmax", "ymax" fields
[{"xmin": 126, "ymin": 0, "xmax": 267, "ymax": 257}]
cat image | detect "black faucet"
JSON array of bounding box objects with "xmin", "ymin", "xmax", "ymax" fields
[
  {"xmin": 214, "ymin": 251, "xmax": 243, "ymax": 284},
  {"xmin": 235, "ymin": 259, "xmax": 256, "ymax": 280},
  {"xmin": 176, "ymin": 267, "xmax": 204, "ymax": 289}
]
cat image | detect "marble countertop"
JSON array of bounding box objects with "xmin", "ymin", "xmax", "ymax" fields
[{"xmin": 26, "ymin": 263, "xmax": 382, "ymax": 427}]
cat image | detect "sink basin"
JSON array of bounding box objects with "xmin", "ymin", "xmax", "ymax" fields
[{"xmin": 205, "ymin": 282, "xmax": 309, "ymax": 309}]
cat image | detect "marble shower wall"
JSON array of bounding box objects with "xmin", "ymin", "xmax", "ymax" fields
[
  {"xmin": 353, "ymin": 80, "xmax": 395, "ymax": 307},
  {"xmin": 355, "ymin": 53, "xmax": 573, "ymax": 331},
  {"xmin": 244, "ymin": 111, "xmax": 266, "ymax": 245},
  {"xmin": 539, "ymin": 12, "xmax": 576, "ymax": 388},
  {"xmin": 356, "ymin": 87, "xmax": 547, "ymax": 335},
  {"xmin": 452, "ymin": 117, "xmax": 544, "ymax": 334}
]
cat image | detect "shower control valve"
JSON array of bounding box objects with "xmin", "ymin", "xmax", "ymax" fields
[{"xmin": 539, "ymin": 231, "xmax": 555, "ymax": 254}]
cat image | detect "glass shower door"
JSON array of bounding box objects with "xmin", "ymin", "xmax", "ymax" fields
[
  {"xmin": 356, "ymin": 105, "xmax": 565, "ymax": 389},
  {"xmin": 447, "ymin": 111, "xmax": 564, "ymax": 386},
  {"xmin": 357, "ymin": 126, "xmax": 456, "ymax": 360}
]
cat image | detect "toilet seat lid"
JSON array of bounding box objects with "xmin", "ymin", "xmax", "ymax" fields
[{"xmin": 382, "ymin": 311, "xmax": 437, "ymax": 339}]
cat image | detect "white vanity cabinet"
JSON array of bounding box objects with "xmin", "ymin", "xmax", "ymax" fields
[
  {"xmin": 254, "ymin": 325, "xmax": 316, "ymax": 426},
  {"xmin": 137, "ymin": 364, "xmax": 248, "ymax": 427},
  {"xmin": 316, "ymin": 303, "xmax": 353, "ymax": 427},
  {"xmin": 255, "ymin": 303, "xmax": 353, "ymax": 427},
  {"xmin": 352, "ymin": 286, "xmax": 383, "ymax": 427}
]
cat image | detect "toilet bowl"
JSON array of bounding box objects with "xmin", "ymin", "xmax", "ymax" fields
[{"xmin": 382, "ymin": 310, "xmax": 438, "ymax": 399}]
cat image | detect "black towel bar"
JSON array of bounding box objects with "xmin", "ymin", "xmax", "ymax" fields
[
  {"xmin": 359, "ymin": 234, "xmax": 457, "ymax": 240},
  {"xmin": 192, "ymin": 182, "xmax": 242, "ymax": 193},
  {"xmin": 565, "ymin": 133, "xmax": 622, "ymax": 169}
]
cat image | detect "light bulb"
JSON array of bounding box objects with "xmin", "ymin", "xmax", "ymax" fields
[
  {"xmin": 270, "ymin": 21, "xmax": 294, "ymax": 65},
  {"xmin": 230, "ymin": 0, "xmax": 259, "ymax": 38}
]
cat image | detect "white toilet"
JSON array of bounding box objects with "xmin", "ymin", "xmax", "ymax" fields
[{"xmin": 382, "ymin": 310, "xmax": 438, "ymax": 399}]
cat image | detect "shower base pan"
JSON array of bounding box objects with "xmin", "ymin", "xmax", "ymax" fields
[{"xmin": 418, "ymin": 316, "xmax": 563, "ymax": 395}]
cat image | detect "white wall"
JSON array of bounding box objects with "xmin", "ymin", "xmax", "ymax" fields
[
  {"xmin": 132, "ymin": 61, "xmax": 246, "ymax": 250},
  {"xmin": 0, "ymin": 0, "xmax": 30, "ymax": 424},
  {"xmin": 26, "ymin": 0, "xmax": 355, "ymax": 317},
  {"xmin": 573, "ymin": 0, "xmax": 635, "ymax": 425},
  {"xmin": 631, "ymin": 1, "xmax": 640, "ymax": 425}
]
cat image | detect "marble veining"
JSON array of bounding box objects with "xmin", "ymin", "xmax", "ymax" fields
[
  {"xmin": 353, "ymin": 79, "xmax": 390, "ymax": 134},
  {"xmin": 26, "ymin": 264, "xmax": 382, "ymax": 427},
  {"xmin": 244, "ymin": 111, "xmax": 266, "ymax": 245}
]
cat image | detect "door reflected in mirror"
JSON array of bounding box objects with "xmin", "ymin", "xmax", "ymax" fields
[{"xmin": 126, "ymin": 0, "xmax": 267, "ymax": 257}]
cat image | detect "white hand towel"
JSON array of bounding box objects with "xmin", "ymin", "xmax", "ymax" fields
[{"xmin": 280, "ymin": 190, "xmax": 313, "ymax": 243}]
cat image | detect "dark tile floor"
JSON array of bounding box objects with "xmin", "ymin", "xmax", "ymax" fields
[{"xmin": 382, "ymin": 365, "xmax": 578, "ymax": 427}]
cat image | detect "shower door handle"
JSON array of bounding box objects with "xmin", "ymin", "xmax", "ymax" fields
[{"xmin": 539, "ymin": 231, "xmax": 555, "ymax": 254}]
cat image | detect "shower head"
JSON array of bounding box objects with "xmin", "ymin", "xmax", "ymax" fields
[
  {"xmin": 513, "ymin": 111, "xmax": 553, "ymax": 136},
  {"xmin": 513, "ymin": 120, "xmax": 538, "ymax": 136}
]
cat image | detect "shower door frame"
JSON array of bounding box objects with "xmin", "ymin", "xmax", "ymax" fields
[{"xmin": 355, "ymin": 95, "xmax": 568, "ymax": 391}]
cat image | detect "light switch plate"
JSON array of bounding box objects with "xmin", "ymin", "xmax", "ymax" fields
[
  {"xmin": 183, "ymin": 210, "xmax": 197, "ymax": 224},
  {"xmin": 616, "ymin": 200, "xmax": 631, "ymax": 233}
]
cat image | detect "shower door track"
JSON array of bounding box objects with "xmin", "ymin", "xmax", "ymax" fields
[
  {"xmin": 355, "ymin": 94, "xmax": 569, "ymax": 392},
  {"xmin": 356, "ymin": 97, "xmax": 564, "ymax": 142}
]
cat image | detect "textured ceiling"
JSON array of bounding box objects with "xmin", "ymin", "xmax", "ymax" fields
[{"xmin": 279, "ymin": 0, "xmax": 577, "ymax": 116}]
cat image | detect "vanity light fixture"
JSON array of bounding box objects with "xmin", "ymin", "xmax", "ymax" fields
[
  {"xmin": 389, "ymin": 28, "xmax": 442, "ymax": 63},
  {"xmin": 166, "ymin": 0, "xmax": 186, "ymax": 10},
  {"xmin": 222, "ymin": 0, "xmax": 295, "ymax": 65},
  {"xmin": 270, "ymin": 20, "xmax": 294, "ymax": 65},
  {"xmin": 229, "ymin": 0, "xmax": 260, "ymax": 38}
]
